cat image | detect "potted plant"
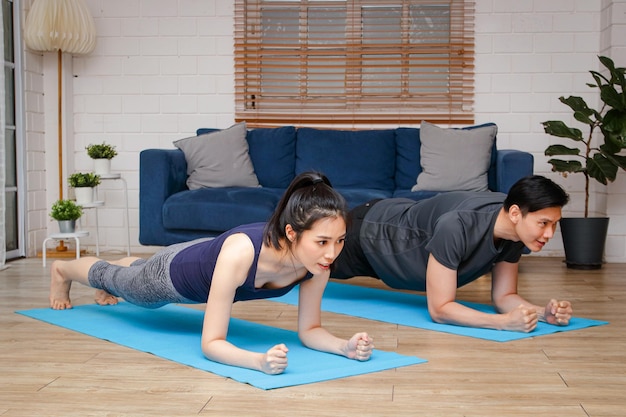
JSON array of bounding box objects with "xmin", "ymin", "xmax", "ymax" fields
[
  {"xmin": 542, "ymin": 55, "xmax": 626, "ymax": 269},
  {"xmin": 50, "ymin": 199, "xmax": 83, "ymax": 233},
  {"xmin": 68, "ymin": 172, "xmax": 101, "ymax": 204},
  {"xmin": 86, "ymin": 142, "xmax": 118, "ymax": 175}
]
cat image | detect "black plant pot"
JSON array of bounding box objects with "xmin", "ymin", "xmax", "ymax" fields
[{"xmin": 559, "ymin": 217, "xmax": 609, "ymax": 270}]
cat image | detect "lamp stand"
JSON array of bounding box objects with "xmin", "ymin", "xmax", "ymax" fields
[{"xmin": 56, "ymin": 49, "xmax": 67, "ymax": 253}]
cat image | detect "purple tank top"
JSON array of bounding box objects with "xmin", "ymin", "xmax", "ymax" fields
[{"xmin": 169, "ymin": 222, "xmax": 311, "ymax": 303}]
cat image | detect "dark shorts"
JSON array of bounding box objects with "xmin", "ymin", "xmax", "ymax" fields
[{"xmin": 331, "ymin": 199, "xmax": 380, "ymax": 279}]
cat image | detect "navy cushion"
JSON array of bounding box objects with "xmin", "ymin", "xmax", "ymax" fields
[
  {"xmin": 295, "ymin": 128, "xmax": 396, "ymax": 190},
  {"xmin": 163, "ymin": 187, "xmax": 285, "ymax": 231},
  {"xmin": 395, "ymin": 128, "xmax": 422, "ymax": 190},
  {"xmin": 246, "ymin": 126, "xmax": 296, "ymax": 188}
]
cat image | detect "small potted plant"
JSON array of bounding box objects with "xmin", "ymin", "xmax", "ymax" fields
[
  {"xmin": 542, "ymin": 55, "xmax": 626, "ymax": 269},
  {"xmin": 50, "ymin": 199, "xmax": 83, "ymax": 233},
  {"xmin": 68, "ymin": 172, "xmax": 101, "ymax": 204},
  {"xmin": 86, "ymin": 142, "xmax": 118, "ymax": 175},
  {"xmin": 68, "ymin": 172, "xmax": 101, "ymax": 188}
]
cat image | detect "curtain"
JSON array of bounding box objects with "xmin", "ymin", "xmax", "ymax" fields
[{"xmin": 0, "ymin": 1, "xmax": 6, "ymax": 269}]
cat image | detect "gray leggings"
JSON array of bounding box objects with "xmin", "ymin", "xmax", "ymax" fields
[{"xmin": 87, "ymin": 239, "xmax": 210, "ymax": 308}]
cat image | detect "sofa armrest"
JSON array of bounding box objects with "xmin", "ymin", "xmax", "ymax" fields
[
  {"xmin": 139, "ymin": 149, "xmax": 188, "ymax": 245},
  {"xmin": 491, "ymin": 149, "xmax": 534, "ymax": 193}
]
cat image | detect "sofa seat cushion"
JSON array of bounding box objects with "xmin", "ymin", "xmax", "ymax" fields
[
  {"xmin": 163, "ymin": 187, "xmax": 285, "ymax": 231},
  {"xmin": 335, "ymin": 188, "xmax": 394, "ymax": 209},
  {"xmin": 392, "ymin": 189, "xmax": 439, "ymax": 201},
  {"xmin": 296, "ymin": 128, "xmax": 396, "ymax": 190}
]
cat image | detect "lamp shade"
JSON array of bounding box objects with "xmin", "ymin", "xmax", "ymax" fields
[{"xmin": 24, "ymin": 0, "xmax": 96, "ymax": 54}]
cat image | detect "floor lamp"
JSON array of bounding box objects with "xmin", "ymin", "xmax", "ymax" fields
[{"xmin": 24, "ymin": 0, "xmax": 96, "ymax": 251}]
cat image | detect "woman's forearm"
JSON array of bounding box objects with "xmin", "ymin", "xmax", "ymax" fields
[
  {"xmin": 298, "ymin": 326, "xmax": 348, "ymax": 357},
  {"xmin": 202, "ymin": 339, "xmax": 264, "ymax": 371}
]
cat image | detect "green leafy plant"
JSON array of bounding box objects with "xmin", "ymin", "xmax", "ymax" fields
[
  {"xmin": 86, "ymin": 142, "xmax": 118, "ymax": 159},
  {"xmin": 542, "ymin": 55, "xmax": 626, "ymax": 217},
  {"xmin": 50, "ymin": 199, "xmax": 83, "ymax": 221},
  {"xmin": 68, "ymin": 172, "xmax": 101, "ymax": 188}
]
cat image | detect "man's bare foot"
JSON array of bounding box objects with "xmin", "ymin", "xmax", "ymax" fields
[
  {"xmin": 49, "ymin": 260, "xmax": 73, "ymax": 310},
  {"xmin": 95, "ymin": 289, "xmax": 118, "ymax": 306}
]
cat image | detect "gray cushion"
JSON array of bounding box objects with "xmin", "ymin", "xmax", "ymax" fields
[
  {"xmin": 173, "ymin": 122, "xmax": 260, "ymax": 190},
  {"xmin": 412, "ymin": 121, "xmax": 497, "ymax": 192}
]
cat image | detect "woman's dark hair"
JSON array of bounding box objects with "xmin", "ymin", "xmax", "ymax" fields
[
  {"xmin": 503, "ymin": 175, "xmax": 569, "ymax": 215},
  {"xmin": 264, "ymin": 171, "xmax": 349, "ymax": 250}
]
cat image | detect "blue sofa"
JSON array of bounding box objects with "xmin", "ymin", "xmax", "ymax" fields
[{"xmin": 139, "ymin": 124, "xmax": 533, "ymax": 246}]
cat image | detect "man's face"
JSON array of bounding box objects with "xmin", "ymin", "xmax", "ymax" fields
[{"xmin": 515, "ymin": 206, "xmax": 562, "ymax": 252}]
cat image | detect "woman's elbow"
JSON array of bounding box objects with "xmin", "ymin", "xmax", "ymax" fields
[
  {"xmin": 297, "ymin": 330, "xmax": 314, "ymax": 348},
  {"xmin": 427, "ymin": 306, "xmax": 447, "ymax": 324},
  {"xmin": 201, "ymin": 338, "xmax": 222, "ymax": 361}
]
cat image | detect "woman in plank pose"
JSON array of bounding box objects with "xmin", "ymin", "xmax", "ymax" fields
[{"xmin": 49, "ymin": 171, "xmax": 373, "ymax": 375}]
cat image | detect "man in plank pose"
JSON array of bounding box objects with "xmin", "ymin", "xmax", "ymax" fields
[{"xmin": 332, "ymin": 175, "xmax": 573, "ymax": 332}]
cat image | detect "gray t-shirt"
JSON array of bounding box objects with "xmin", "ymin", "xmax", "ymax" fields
[{"xmin": 359, "ymin": 192, "xmax": 526, "ymax": 291}]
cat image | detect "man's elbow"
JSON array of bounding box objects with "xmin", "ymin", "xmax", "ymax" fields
[{"xmin": 491, "ymin": 295, "xmax": 509, "ymax": 313}]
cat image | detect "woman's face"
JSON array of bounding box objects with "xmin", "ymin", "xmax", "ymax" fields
[{"xmin": 291, "ymin": 216, "xmax": 346, "ymax": 275}]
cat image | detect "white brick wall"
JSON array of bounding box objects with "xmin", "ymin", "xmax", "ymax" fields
[
  {"xmin": 602, "ymin": 0, "xmax": 626, "ymax": 261},
  {"xmin": 475, "ymin": 0, "xmax": 626, "ymax": 262},
  {"xmin": 23, "ymin": 0, "xmax": 626, "ymax": 262}
]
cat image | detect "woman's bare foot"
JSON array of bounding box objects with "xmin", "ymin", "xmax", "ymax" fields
[
  {"xmin": 49, "ymin": 260, "xmax": 73, "ymax": 310},
  {"xmin": 94, "ymin": 289, "xmax": 118, "ymax": 306}
]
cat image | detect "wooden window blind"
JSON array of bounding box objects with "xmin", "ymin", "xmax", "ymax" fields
[{"xmin": 234, "ymin": 0, "xmax": 475, "ymax": 127}]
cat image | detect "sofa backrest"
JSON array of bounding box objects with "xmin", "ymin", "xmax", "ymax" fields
[
  {"xmin": 197, "ymin": 123, "xmax": 498, "ymax": 192},
  {"xmin": 295, "ymin": 128, "xmax": 396, "ymax": 190}
]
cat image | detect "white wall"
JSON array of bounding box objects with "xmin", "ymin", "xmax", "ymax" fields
[
  {"xmin": 23, "ymin": 0, "xmax": 626, "ymax": 262},
  {"xmin": 474, "ymin": 0, "xmax": 626, "ymax": 261},
  {"xmin": 602, "ymin": 0, "xmax": 626, "ymax": 261}
]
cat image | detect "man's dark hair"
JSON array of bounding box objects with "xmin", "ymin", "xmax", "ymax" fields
[{"xmin": 503, "ymin": 175, "xmax": 569, "ymax": 215}]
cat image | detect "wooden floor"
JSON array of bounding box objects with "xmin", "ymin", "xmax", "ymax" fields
[{"xmin": 1, "ymin": 255, "xmax": 624, "ymax": 416}]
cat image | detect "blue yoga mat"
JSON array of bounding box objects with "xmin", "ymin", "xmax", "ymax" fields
[
  {"xmin": 16, "ymin": 302, "xmax": 426, "ymax": 390},
  {"xmin": 270, "ymin": 282, "xmax": 608, "ymax": 342}
]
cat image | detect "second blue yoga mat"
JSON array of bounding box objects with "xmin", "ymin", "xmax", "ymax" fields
[
  {"xmin": 270, "ymin": 282, "xmax": 608, "ymax": 342},
  {"xmin": 16, "ymin": 302, "xmax": 426, "ymax": 390}
]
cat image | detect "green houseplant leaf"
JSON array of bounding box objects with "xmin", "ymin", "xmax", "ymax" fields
[
  {"xmin": 542, "ymin": 121, "xmax": 584, "ymax": 141},
  {"xmin": 50, "ymin": 199, "xmax": 83, "ymax": 221},
  {"xmin": 86, "ymin": 142, "xmax": 118, "ymax": 159},
  {"xmin": 542, "ymin": 55, "xmax": 626, "ymax": 217},
  {"xmin": 68, "ymin": 172, "xmax": 101, "ymax": 188}
]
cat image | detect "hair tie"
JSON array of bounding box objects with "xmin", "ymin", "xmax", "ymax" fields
[{"xmin": 312, "ymin": 178, "xmax": 323, "ymax": 185}]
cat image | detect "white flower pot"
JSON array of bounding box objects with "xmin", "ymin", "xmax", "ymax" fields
[
  {"xmin": 93, "ymin": 158, "xmax": 111, "ymax": 176},
  {"xmin": 74, "ymin": 187, "xmax": 94, "ymax": 205}
]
